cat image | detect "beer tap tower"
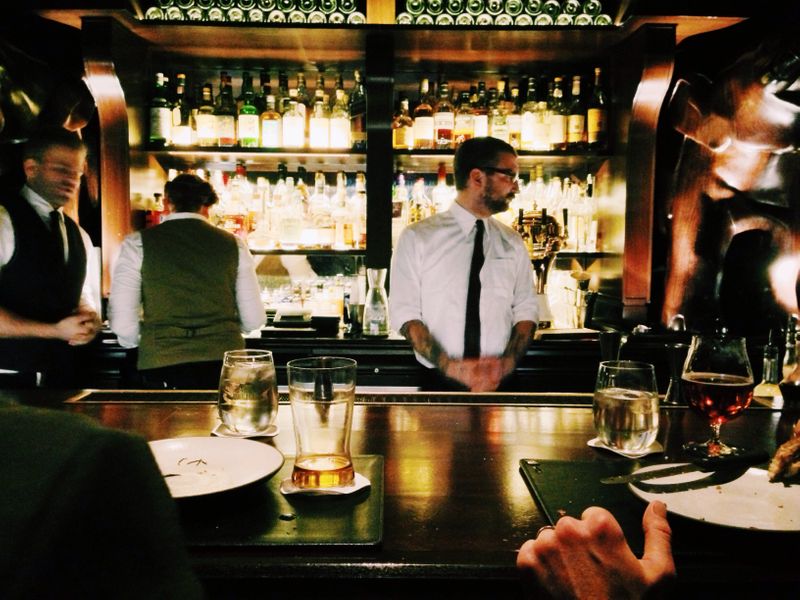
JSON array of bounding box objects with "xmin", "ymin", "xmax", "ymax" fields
[{"xmin": 522, "ymin": 208, "xmax": 568, "ymax": 329}]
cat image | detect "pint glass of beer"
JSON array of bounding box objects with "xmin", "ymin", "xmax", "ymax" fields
[{"xmin": 287, "ymin": 356, "xmax": 357, "ymax": 488}]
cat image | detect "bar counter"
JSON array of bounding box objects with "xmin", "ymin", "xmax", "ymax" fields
[{"xmin": 7, "ymin": 389, "xmax": 799, "ymax": 598}]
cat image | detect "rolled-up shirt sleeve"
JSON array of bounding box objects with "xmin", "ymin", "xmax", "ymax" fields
[
  {"xmin": 108, "ymin": 233, "xmax": 143, "ymax": 348},
  {"xmin": 235, "ymin": 237, "xmax": 266, "ymax": 334},
  {"xmin": 511, "ymin": 238, "xmax": 539, "ymax": 325},
  {"xmin": 389, "ymin": 227, "xmax": 423, "ymax": 333}
]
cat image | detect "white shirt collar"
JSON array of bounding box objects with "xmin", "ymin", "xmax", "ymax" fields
[
  {"xmin": 21, "ymin": 185, "xmax": 59, "ymax": 221},
  {"xmin": 449, "ymin": 201, "xmax": 487, "ymax": 237}
]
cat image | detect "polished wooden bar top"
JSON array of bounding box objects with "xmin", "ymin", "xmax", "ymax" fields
[{"xmin": 7, "ymin": 389, "xmax": 799, "ymax": 597}]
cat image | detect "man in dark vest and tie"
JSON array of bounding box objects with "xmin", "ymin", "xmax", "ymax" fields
[
  {"xmin": 390, "ymin": 137, "xmax": 538, "ymax": 392},
  {"xmin": 0, "ymin": 127, "xmax": 100, "ymax": 387}
]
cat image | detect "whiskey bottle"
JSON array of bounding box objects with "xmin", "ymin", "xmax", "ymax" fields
[
  {"xmin": 587, "ymin": 67, "xmax": 608, "ymax": 150},
  {"xmin": 520, "ymin": 80, "xmax": 538, "ymax": 151},
  {"xmin": 170, "ymin": 72, "xmax": 193, "ymax": 147},
  {"xmin": 259, "ymin": 94, "xmax": 282, "ymax": 148},
  {"xmin": 433, "ymin": 81, "xmax": 455, "ymax": 150},
  {"xmin": 548, "ymin": 76, "xmax": 568, "ymax": 151},
  {"xmin": 453, "ymin": 91, "xmax": 474, "ymax": 147},
  {"xmin": 488, "ymin": 88, "xmax": 509, "ymax": 143},
  {"xmin": 567, "ymin": 74, "xmax": 586, "ymax": 149},
  {"xmin": 148, "ymin": 72, "xmax": 172, "ymax": 148},
  {"xmin": 282, "ymin": 97, "xmax": 305, "ymax": 148},
  {"xmin": 431, "ymin": 162, "xmax": 453, "ymax": 213},
  {"xmin": 472, "ymin": 81, "xmax": 489, "ymax": 138},
  {"xmin": 308, "ymin": 99, "xmax": 330, "ymax": 149},
  {"xmin": 349, "ymin": 69, "xmax": 367, "ymax": 151},
  {"xmin": 195, "ymin": 83, "xmax": 217, "ymax": 147},
  {"xmin": 392, "ymin": 95, "xmax": 415, "ymax": 150},
  {"xmin": 413, "ymin": 78, "xmax": 435, "ymax": 150},
  {"xmin": 329, "ymin": 87, "xmax": 352, "ymax": 150},
  {"xmin": 507, "ymin": 86, "xmax": 522, "ymax": 149},
  {"xmin": 215, "ymin": 75, "xmax": 237, "ymax": 147},
  {"xmin": 237, "ymin": 74, "xmax": 261, "ymax": 147}
]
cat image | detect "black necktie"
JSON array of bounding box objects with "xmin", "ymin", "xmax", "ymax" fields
[
  {"xmin": 50, "ymin": 210, "xmax": 65, "ymax": 262},
  {"xmin": 464, "ymin": 219, "xmax": 485, "ymax": 358}
]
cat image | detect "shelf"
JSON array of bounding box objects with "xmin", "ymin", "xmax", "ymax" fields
[
  {"xmin": 139, "ymin": 149, "xmax": 367, "ymax": 173},
  {"xmin": 394, "ymin": 150, "xmax": 611, "ymax": 175},
  {"xmin": 250, "ymin": 248, "xmax": 365, "ymax": 256}
]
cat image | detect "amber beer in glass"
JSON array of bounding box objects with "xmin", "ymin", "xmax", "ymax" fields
[{"xmin": 287, "ymin": 356, "xmax": 356, "ymax": 488}]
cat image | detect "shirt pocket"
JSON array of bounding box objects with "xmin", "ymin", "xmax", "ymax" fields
[{"xmin": 482, "ymin": 257, "xmax": 515, "ymax": 301}]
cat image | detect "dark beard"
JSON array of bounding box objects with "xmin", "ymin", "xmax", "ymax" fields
[{"xmin": 484, "ymin": 192, "xmax": 512, "ymax": 215}]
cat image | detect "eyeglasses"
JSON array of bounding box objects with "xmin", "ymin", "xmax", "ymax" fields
[{"xmin": 479, "ymin": 166, "xmax": 520, "ymax": 184}]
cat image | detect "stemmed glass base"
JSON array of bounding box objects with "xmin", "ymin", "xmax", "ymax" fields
[{"xmin": 682, "ymin": 423, "xmax": 743, "ymax": 457}]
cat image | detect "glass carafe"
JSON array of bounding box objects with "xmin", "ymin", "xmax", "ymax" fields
[{"xmin": 363, "ymin": 268, "xmax": 389, "ymax": 337}]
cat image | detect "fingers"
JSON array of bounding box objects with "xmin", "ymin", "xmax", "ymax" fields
[{"xmin": 641, "ymin": 501, "xmax": 676, "ymax": 581}]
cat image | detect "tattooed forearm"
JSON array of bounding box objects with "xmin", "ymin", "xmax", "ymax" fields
[
  {"xmin": 503, "ymin": 321, "xmax": 535, "ymax": 366},
  {"xmin": 401, "ymin": 319, "xmax": 450, "ymax": 370}
]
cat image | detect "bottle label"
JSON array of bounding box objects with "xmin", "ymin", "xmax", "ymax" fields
[
  {"xmin": 330, "ymin": 118, "xmax": 351, "ymax": 149},
  {"xmin": 261, "ymin": 120, "xmax": 281, "ymax": 147},
  {"xmin": 216, "ymin": 115, "xmax": 236, "ymax": 146},
  {"xmin": 413, "ymin": 116, "xmax": 434, "ymax": 148},
  {"xmin": 587, "ymin": 108, "xmax": 607, "ymax": 142},
  {"xmin": 472, "ymin": 114, "xmax": 489, "ymax": 137},
  {"xmin": 548, "ymin": 114, "xmax": 567, "ymax": 144},
  {"xmin": 393, "ymin": 125, "xmax": 413, "ymax": 149},
  {"xmin": 196, "ymin": 114, "xmax": 217, "ymax": 146},
  {"xmin": 567, "ymin": 114, "xmax": 585, "ymax": 143},
  {"xmin": 150, "ymin": 107, "xmax": 172, "ymax": 143},
  {"xmin": 309, "ymin": 117, "xmax": 330, "ymax": 149},
  {"xmin": 238, "ymin": 114, "xmax": 260, "ymax": 145},
  {"xmin": 434, "ymin": 112, "xmax": 455, "ymax": 132},
  {"xmin": 282, "ymin": 114, "xmax": 305, "ymax": 147}
]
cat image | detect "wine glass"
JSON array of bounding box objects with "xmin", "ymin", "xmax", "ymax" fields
[{"xmin": 681, "ymin": 333, "xmax": 754, "ymax": 457}]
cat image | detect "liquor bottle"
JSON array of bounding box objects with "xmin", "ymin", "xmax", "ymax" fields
[
  {"xmin": 349, "ymin": 69, "xmax": 367, "ymax": 151},
  {"xmin": 170, "ymin": 72, "xmax": 193, "ymax": 147},
  {"xmin": 295, "ymin": 71, "xmax": 311, "ymax": 123},
  {"xmin": 567, "ymin": 74, "xmax": 586, "ymax": 149},
  {"xmin": 427, "ymin": 0, "xmax": 445, "ymax": 15},
  {"xmin": 277, "ymin": 70, "xmax": 290, "ymax": 114},
  {"xmin": 524, "ymin": 0, "xmax": 542, "ymax": 13},
  {"xmin": 259, "ymin": 94, "xmax": 282, "ymax": 148},
  {"xmin": 581, "ymin": 0, "xmax": 601, "ymax": 15},
  {"xmin": 308, "ymin": 170, "xmax": 333, "ymax": 247},
  {"xmin": 349, "ymin": 171, "xmax": 367, "ymax": 248},
  {"xmin": 329, "ymin": 87, "xmax": 351, "ymax": 150},
  {"xmin": 548, "ymin": 76, "xmax": 568, "ymax": 151},
  {"xmin": 308, "ymin": 99, "xmax": 330, "ymax": 149},
  {"xmin": 465, "ymin": 0, "xmax": 484, "ymax": 16},
  {"xmin": 453, "ymin": 91, "xmax": 474, "ymax": 146},
  {"xmin": 485, "ymin": 0, "xmax": 503, "ymax": 15},
  {"xmin": 332, "ymin": 171, "xmax": 353, "ymax": 248},
  {"xmin": 433, "ymin": 81, "xmax": 455, "ymax": 150},
  {"xmin": 783, "ymin": 316, "xmax": 798, "ymax": 381},
  {"xmin": 195, "ymin": 82, "xmax": 217, "ymax": 147},
  {"xmin": 148, "ymin": 72, "xmax": 172, "ymax": 148},
  {"xmin": 431, "ymin": 162, "xmax": 453, "ymax": 213},
  {"xmin": 754, "ymin": 330, "xmax": 782, "ymax": 401},
  {"xmin": 520, "ymin": 79, "xmax": 538, "ymax": 151},
  {"xmin": 563, "ymin": 0, "xmax": 581, "ymax": 14},
  {"xmin": 392, "ymin": 95, "xmax": 415, "ymax": 150},
  {"xmin": 338, "ymin": 0, "xmax": 356, "ymax": 13},
  {"xmin": 298, "ymin": 0, "xmax": 316, "ymax": 11},
  {"xmin": 587, "ymin": 66, "xmax": 608, "ymax": 150},
  {"xmin": 319, "ymin": 0, "xmax": 336, "ymax": 13},
  {"xmin": 237, "ymin": 74, "xmax": 261, "ymax": 147},
  {"xmin": 215, "ymin": 75, "xmax": 237, "ymax": 147},
  {"xmin": 445, "ymin": 0, "xmax": 464, "ymax": 14},
  {"xmin": 277, "ymin": 0, "xmax": 296, "ymax": 10},
  {"xmin": 406, "ymin": 0, "xmax": 425, "ymax": 15},
  {"xmin": 507, "ymin": 86, "xmax": 522, "ymax": 149},
  {"xmin": 541, "ymin": 0, "xmax": 561, "ymax": 18},
  {"xmin": 282, "ymin": 97, "xmax": 305, "ymax": 148},
  {"xmin": 488, "ymin": 88, "xmax": 509, "ymax": 143},
  {"xmin": 472, "ymin": 81, "xmax": 489, "ymax": 137},
  {"xmin": 254, "ymin": 68, "xmax": 271, "ymax": 114},
  {"xmin": 412, "ymin": 78, "xmax": 435, "ymax": 150}
]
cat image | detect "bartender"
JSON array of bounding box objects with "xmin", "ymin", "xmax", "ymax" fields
[{"xmin": 389, "ymin": 137, "xmax": 538, "ymax": 392}]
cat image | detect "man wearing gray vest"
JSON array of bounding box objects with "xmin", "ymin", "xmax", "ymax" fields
[{"xmin": 109, "ymin": 174, "xmax": 265, "ymax": 388}]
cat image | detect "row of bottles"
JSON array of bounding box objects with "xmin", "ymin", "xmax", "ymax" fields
[
  {"xmin": 392, "ymin": 69, "xmax": 608, "ymax": 152},
  {"xmin": 396, "ymin": 0, "xmax": 612, "ymax": 26},
  {"xmin": 143, "ymin": 0, "xmax": 366, "ymax": 23},
  {"xmin": 148, "ymin": 68, "xmax": 366, "ymax": 151},
  {"xmin": 754, "ymin": 315, "xmax": 799, "ymax": 404},
  {"xmin": 390, "ymin": 162, "xmax": 598, "ymax": 253},
  {"xmin": 211, "ymin": 163, "xmax": 368, "ymax": 250}
]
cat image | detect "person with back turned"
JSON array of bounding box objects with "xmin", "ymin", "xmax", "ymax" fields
[
  {"xmin": 390, "ymin": 137, "xmax": 538, "ymax": 392},
  {"xmin": 109, "ymin": 173, "xmax": 264, "ymax": 389},
  {"xmin": 0, "ymin": 127, "xmax": 100, "ymax": 387}
]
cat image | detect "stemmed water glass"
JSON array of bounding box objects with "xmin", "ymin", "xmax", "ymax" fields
[{"xmin": 681, "ymin": 332, "xmax": 754, "ymax": 457}]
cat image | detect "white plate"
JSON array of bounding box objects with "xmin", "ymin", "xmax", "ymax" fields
[
  {"xmin": 629, "ymin": 464, "xmax": 800, "ymax": 531},
  {"xmin": 148, "ymin": 437, "xmax": 284, "ymax": 498}
]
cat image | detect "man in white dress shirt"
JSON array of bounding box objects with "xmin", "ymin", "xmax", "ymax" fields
[
  {"xmin": 390, "ymin": 137, "xmax": 538, "ymax": 392},
  {"xmin": 0, "ymin": 127, "xmax": 100, "ymax": 387},
  {"xmin": 109, "ymin": 173, "xmax": 264, "ymax": 389}
]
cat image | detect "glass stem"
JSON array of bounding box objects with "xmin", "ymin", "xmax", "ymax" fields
[{"xmin": 710, "ymin": 422, "xmax": 721, "ymax": 444}]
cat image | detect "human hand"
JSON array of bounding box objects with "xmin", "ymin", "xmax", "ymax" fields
[
  {"xmin": 516, "ymin": 501, "xmax": 675, "ymax": 599},
  {"xmin": 444, "ymin": 358, "xmax": 502, "ymax": 391},
  {"xmin": 56, "ymin": 311, "xmax": 100, "ymax": 345}
]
